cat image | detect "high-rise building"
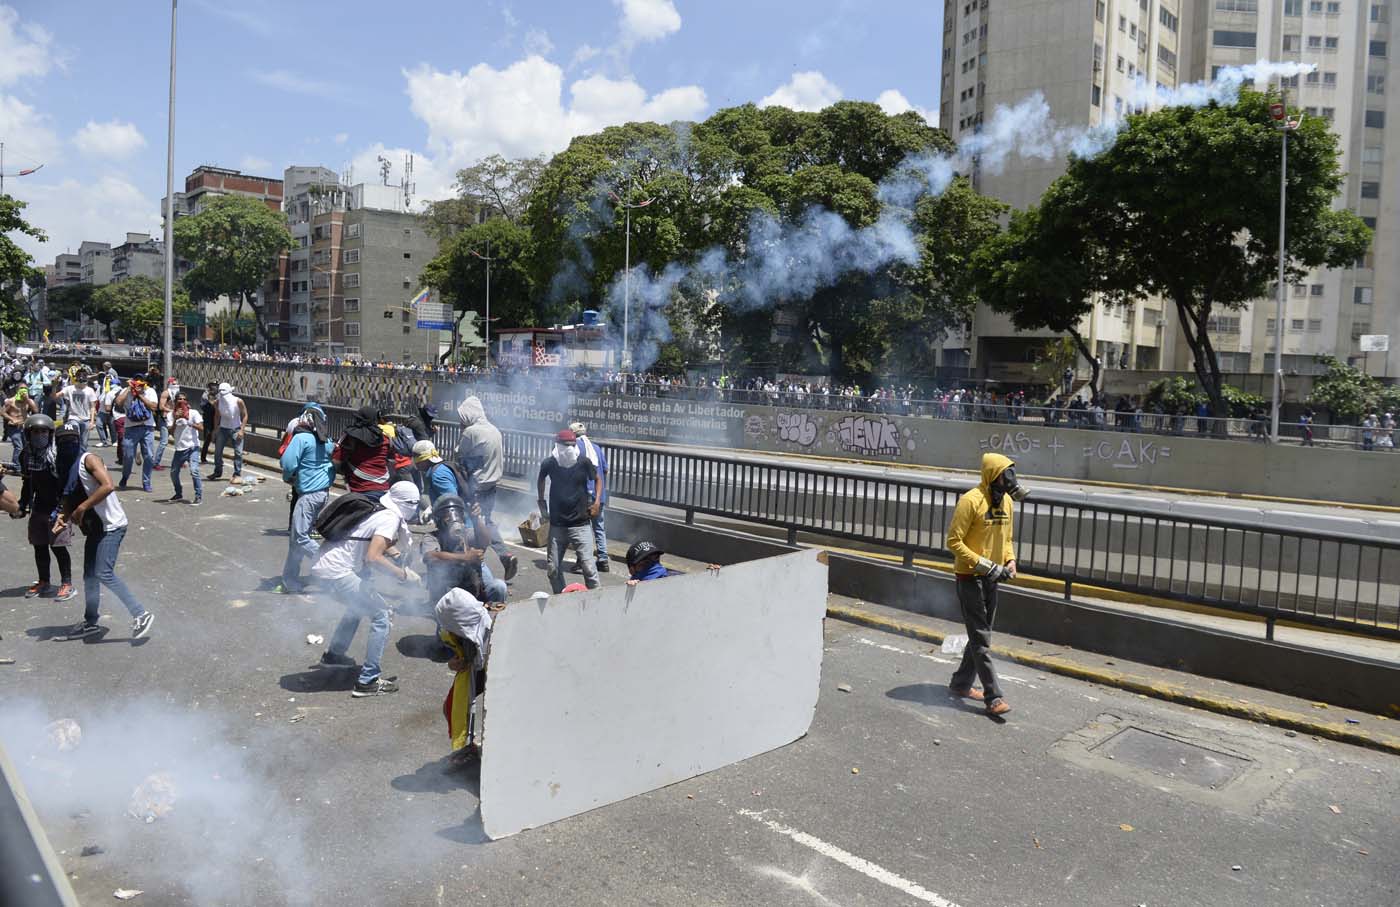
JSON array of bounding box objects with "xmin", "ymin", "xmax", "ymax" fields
[
  {"xmin": 1179, "ymin": 0, "xmax": 1396, "ymax": 378},
  {"xmin": 78, "ymin": 241, "xmax": 113, "ymax": 287},
  {"xmin": 49, "ymin": 254, "xmax": 82, "ymax": 288},
  {"xmin": 284, "ymin": 166, "xmax": 349, "ymax": 352},
  {"xmin": 110, "ymin": 232, "xmax": 165, "ymax": 282},
  {"xmin": 938, "ymin": 0, "xmax": 1396, "ymax": 381}
]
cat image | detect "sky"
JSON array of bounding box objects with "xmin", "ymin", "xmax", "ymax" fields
[{"xmin": 0, "ymin": 0, "xmax": 944, "ymax": 265}]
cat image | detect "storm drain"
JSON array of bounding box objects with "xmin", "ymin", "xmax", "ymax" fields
[{"xmin": 1090, "ymin": 726, "xmax": 1252, "ymax": 790}]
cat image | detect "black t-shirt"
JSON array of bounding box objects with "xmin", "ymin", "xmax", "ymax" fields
[{"xmin": 538, "ymin": 456, "xmax": 597, "ymax": 527}]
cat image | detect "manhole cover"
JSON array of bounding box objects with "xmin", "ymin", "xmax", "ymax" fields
[{"xmin": 1090, "ymin": 727, "xmax": 1251, "ymax": 790}]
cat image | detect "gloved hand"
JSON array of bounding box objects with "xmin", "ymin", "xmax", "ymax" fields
[
  {"xmin": 537, "ymin": 498, "xmax": 549, "ymax": 519},
  {"xmin": 975, "ymin": 557, "xmax": 1008, "ymax": 583},
  {"xmin": 401, "ymin": 567, "xmax": 422, "ymax": 585}
]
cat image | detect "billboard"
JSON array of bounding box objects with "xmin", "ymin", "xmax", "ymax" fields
[{"xmin": 1359, "ymin": 334, "xmax": 1390, "ymax": 353}]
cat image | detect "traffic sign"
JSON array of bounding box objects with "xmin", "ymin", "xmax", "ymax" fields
[
  {"xmin": 1359, "ymin": 334, "xmax": 1389, "ymax": 353},
  {"xmin": 1269, "ymin": 102, "xmax": 1285, "ymax": 120}
]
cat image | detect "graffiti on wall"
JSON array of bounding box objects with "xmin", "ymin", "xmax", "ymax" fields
[
  {"xmin": 1084, "ymin": 437, "xmax": 1172, "ymax": 469},
  {"xmin": 754, "ymin": 412, "xmax": 916, "ymax": 459}
]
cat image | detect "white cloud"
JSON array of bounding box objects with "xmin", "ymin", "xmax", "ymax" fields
[
  {"xmin": 0, "ymin": 5, "xmax": 55, "ymax": 86},
  {"xmin": 238, "ymin": 155, "xmax": 272, "ymax": 173},
  {"xmin": 876, "ymin": 89, "xmax": 938, "ymax": 126},
  {"xmin": 760, "ymin": 71, "xmax": 842, "ymax": 112},
  {"xmin": 0, "ymin": 93, "xmax": 60, "ymax": 166},
  {"xmin": 13, "ymin": 174, "xmax": 159, "ymax": 263},
  {"xmin": 614, "ymin": 0, "xmax": 681, "ymax": 46},
  {"xmin": 570, "ymin": 44, "xmax": 601, "ymax": 69},
  {"xmin": 343, "ymin": 143, "xmax": 454, "ymax": 208},
  {"xmin": 250, "ymin": 68, "xmax": 341, "ymax": 99},
  {"xmin": 403, "ymin": 56, "xmax": 707, "ymax": 166},
  {"xmin": 72, "ymin": 120, "xmax": 147, "ymax": 159},
  {"xmin": 523, "ymin": 27, "xmax": 553, "ymax": 57},
  {"xmin": 332, "ymin": 132, "xmax": 349, "ymax": 145}
]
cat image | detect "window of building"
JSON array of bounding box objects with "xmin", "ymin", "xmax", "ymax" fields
[
  {"xmin": 1266, "ymin": 318, "xmax": 1277, "ymax": 333},
  {"xmin": 1158, "ymin": 45, "xmax": 1178, "ymax": 68},
  {"xmin": 401, "ymin": 310, "xmax": 410, "ymax": 323},
  {"xmin": 1283, "ymin": 34, "xmax": 1301, "ymax": 50},
  {"xmin": 1293, "ymin": 283, "xmax": 1308, "ymax": 296},
  {"xmin": 1324, "ymin": 71, "xmax": 1338, "ymax": 85},
  {"xmin": 1325, "ymin": 36, "xmax": 1339, "ymax": 50},
  {"xmin": 1130, "ymin": 23, "xmax": 1138, "ymax": 39},
  {"xmin": 298, "ymin": 236, "xmax": 308, "ymax": 248},
  {"xmin": 344, "ymin": 321, "xmax": 360, "ymax": 337},
  {"xmin": 1291, "ymin": 319, "xmax": 1306, "ymax": 331},
  {"xmin": 402, "ymin": 278, "xmax": 412, "ymax": 289},
  {"xmin": 1352, "ymin": 322, "xmax": 1372, "ymax": 339},
  {"xmin": 1308, "ymin": 35, "xmax": 1323, "ymax": 48},
  {"xmin": 1305, "ymin": 105, "xmax": 1319, "ymax": 116},
  {"xmin": 1213, "ymin": 30, "xmax": 1257, "ymax": 47},
  {"xmin": 1306, "ymin": 70, "xmax": 1321, "ymax": 83},
  {"xmin": 1092, "ymin": 84, "xmax": 1102, "ymax": 105},
  {"xmin": 1321, "ymin": 106, "xmax": 1336, "ymax": 120},
  {"xmin": 1283, "ymin": 74, "xmax": 1300, "ymax": 88},
  {"xmin": 1367, "ymin": 74, "xmax": 1385, "ymax": 93},
  {"xmin": 343, "ymin": 249, "xmax": 360, "ymax": 264},
  {"xmin": 1362, "ymin": 216, "xmax": 1378, "ymax": 229},
  {"xmin": 1117, "ymin": 54, "xmax": 1125, "ymax": 72},
  {"xmin": 1327, "ymin": 0, "xmax": 1342, "ymax": 11},
  {"xmin": 1119, "ymin": 13, "xmax": 1126, "ymax": 30},
  {"xmin": 1115, "ymin": 95, "xmax": 1124, "ymax": 114},
  {"xmin": 1309, "ymin": 0, "xmax": 1324, "ymax": 10},
  {"xmin": 402, "ymin": 251, "xmax": 411, "ymax": 260},
  {"xmin": 1361, "ymin": 180, "xmax": 1380, "ymax": 197},
  {"xmin": 346, "ymin": 223, "xmax": 362, "ymax": 238},
  {"xmin": 344, "ymin": 273, "xmax": 360, "ymax": 288},
  {"xmin": 1355, "ymin": 287, "xmax": 1374, "ymax": 305},
  {"xmin": 1311, "ymin": 283, "xmax": 1325, "ymax": 295},
  {"xmin": 344, "ymin": 297, "xmax": 360, "ymax": 312},
  {"xmin": 1160, "ymin": 8, "xmax": 1179, "ymax": 30},
  {"xmin": 1364, "ymin": 109, "xmax": 1386, "ymax": 127},
  {"xmin": 1373, "ymin": 3, "xmax": 1390, "ymax": 21},
  {"xmin": 1216, "ymin": 0, "xmax": 1259, "ymax": 10},
  {"xmin": 402, "ymin": 325, "xmax": 411, "ymax": 335},
  {"xmin": 1285, "ymin": 0, "xmax": 1303, "ymax": 12},
  {"xmin": 1307, "ymin": 319, "xmax": 1323, "ymax": 332},
  {"xmin": 1371, "ymin": 40, "xmax": 1388, "ymax": 55}
]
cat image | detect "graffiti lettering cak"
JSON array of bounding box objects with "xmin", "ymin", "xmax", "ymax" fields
[
  {"xmin": 833, "ymin": 415, "xmax": 904, "ymax": 457},
  {"xmin": 777, "ymin": 412, "xmax": 819, "ymax": 447},
  {"xmin": 1083, "ymin": 438, "xmax": 1172, "ymax": 469}
]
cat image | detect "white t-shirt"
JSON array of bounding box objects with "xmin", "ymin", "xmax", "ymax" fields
[
  {"xmin": 100, "ymin": 388, "xmax": 117, "ymax": 412},
  {"xmin": 78, "ymin": 453, "xmax": 127, "ymax": 532},
  {"xmin": 311, "ymin": 508, "xmax": 407, "ymax": 581},
  {"xmin": 122, "ymin": 387, "xmax": 159, "ymax": 427},
  {"xmin": 217, "ymin": 393, "xmax": 243, "ymax": 431},
  {"xmin": 63, "ymin": 385, "xmax": 98, "ymax": 422},
  {"xmin": 172, "ymin": 410, "xmax": 203, "ymax": 451}
]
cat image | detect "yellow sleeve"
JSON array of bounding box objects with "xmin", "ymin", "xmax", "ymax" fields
[
  {"xmin": 946, "ymin": 496, "xmax": 979, "ymax": 566},
  {"xmin": 1003, "ymin": 501, "xmax": 1016, "ymax": 564}
]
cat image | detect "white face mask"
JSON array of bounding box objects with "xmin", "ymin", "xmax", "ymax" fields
[{"xmin": 555, "ymin": 444, "xmax": 579, "ymax": 467}]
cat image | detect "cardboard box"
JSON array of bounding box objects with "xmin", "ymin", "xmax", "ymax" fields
[{"xmin": 518, "ymin": 518, "xmax": 550, "ymax": 547}]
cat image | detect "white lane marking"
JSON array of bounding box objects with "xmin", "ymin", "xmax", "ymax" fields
[
  {"xmin": 739, "ymin": 809, "xmax": 963, "ymax": 907},
  {"xmin": 856, "ymin": 637, "xmax": 1037, "ymax": 688}
]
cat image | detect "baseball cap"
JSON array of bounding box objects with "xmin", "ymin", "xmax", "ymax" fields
[
  {"xmin": 412, "ymin": 439, "xmax": 443, "ymax": 464},
  {"xmin": 555, "ymin": 428, "xmax": 576, "ymax": 443},
  {"xmin": 626, "ymin": 541, "xmax": 663, "ymax": 567},
  {"xmin": 568, "ymin": 421, "xmax": 587, "ymax": 436},
  {"xmin": 385, "ymin": 480, "xmax": 422, "ymax": 522}
]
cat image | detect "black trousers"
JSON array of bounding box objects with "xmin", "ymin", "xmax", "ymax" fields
[{"xmin": 950, "ymin": 575, "xmax": 1003, "ymax": 702}]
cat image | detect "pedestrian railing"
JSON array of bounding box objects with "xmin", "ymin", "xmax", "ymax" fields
[{"xmin": 242, "ymin": 396, "xmax": 1400, "ymax": 640}]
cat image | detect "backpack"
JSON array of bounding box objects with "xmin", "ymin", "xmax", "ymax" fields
[
  {"xmin": 313, "ymin": 492, "xmax": 383, "ymax": 543},
  {"xmin": 434, "ymin": 461, "xmax": 479, "ymax": 503},
  {"xmin": 126, "ymin": 391, "xmax": 153, "ymax": 422}
]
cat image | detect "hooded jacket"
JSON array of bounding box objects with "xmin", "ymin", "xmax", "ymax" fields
[
  {"xmin": 947, "ymin": 453, "xmax": 1017, "ymax": 576},
  {"xmin": 454, "ymin": 396, "xmax": 503, "ymax": 489}
]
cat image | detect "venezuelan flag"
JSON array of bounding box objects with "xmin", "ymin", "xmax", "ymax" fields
[{"xmin": 409, "ymin": 287, "xmax": 431, "ymax": 309}]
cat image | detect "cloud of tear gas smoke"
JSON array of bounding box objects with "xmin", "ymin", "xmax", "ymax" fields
[
  {"xmin": 0, "ymin": 699, "xmax": 318, "ymax": 906},
  {"xmin": 581, "ymin": 60, "xmax": 1314, "ymax": 373}
]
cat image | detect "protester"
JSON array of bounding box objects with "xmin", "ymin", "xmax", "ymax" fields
[
  {"xmin": 418, "ymin": 494, "xmax": 507, "ymax": 611},
  {"xmin": 570, "ymin": 421, "xmax": 610, "ymax": 572},
  {"xmin": 537, "ymin": 428, "xmax": 601, "ymax": 593},
  {"xmin": 455, "ymin": 395, "xmax": 517, "ymax": 580},
  {"xmin": 435, "ymin": 586, "xmax": 497, "ymax": 762},
  {"xmin": 151, "ymin": 376, "xmax": 180, "ymax": 470},
  {"xmin": 312, "ymin": 480, "xmax": 422, "ymax": 696},
  {"xmin": 3, "ymin": 386, "xmax": 37, "ymax": 469},
  {"xmin": 624, "ymin": 541, "xmax": 682, "ymax": 585},
  {"xmin": 166, "ymin": 391, "xmax": 204, "ymax": 505},
  {"xmin": 60, "ymin": 371, "xmax": 98, "ymax": 448},
  {"xmin": 945, "ymin": 452, "xmax": 1027, "ymax": 717},
  {"xmin": 115, "ymin": 377, "xmax": 159, "ymax": 492},
  {"xmin": 1299, "ymin": 407, "xmax": 1315, "ymax": 447},
  {"xmin": 210, "ymin": 382, "xmax": 248, "ymax": 482},
  {"xmin": 333, "ymin": 404, "xmax": 394, "ymax": 500},
  {"xmin": 413, "ymin": 440, "xmax": 472, "ymax": 506},
  {"xmin": 17, "ymin": 415, "xmax": 75, "ymax": 601},
  {"xmin": 276, "ymin": 404, "xmax": 335, "ymax": 594},
  {"xmin": 199, "ymin": 381, "xmax": 218, "ymax": 465},
  {"xmin": 96, "ymin": 380, "xmax": 117, "ymax": 447},
  {"xmin": 54, "ymin": 425, "xmax": 154, "ymax": 640}
]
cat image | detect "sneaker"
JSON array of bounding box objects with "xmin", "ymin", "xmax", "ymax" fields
[
  {"xmin": 117, "ymin": 482, "xmax": 129, "ymax": 491},
  {"xmin": 55, "ymin": 583, "xmax": 76, "ymax": 602},
  {"xmin": 131, "ymin": 611, "xmax": 154, "ymax": 639},
  {"xmin": 351, "ymin": 676, "xmax": 399, "ymax": 697},
  {"xmin": 24, "ymin": 581, "xmax": 51, "ymax": 599},
  {"xmin": 501, "ymin": 554, "xmax": 519, "ymax": 582},
  {"xmin": 950, "ymin": 685, "xmax": 985, "ymax": 701},
  {"xmin": 319, "ymin": 650, "xmax": 356, "ymax": 668},
  {"xmin": 271, "ymin": 582, "xmax": 306, "ymax": 595},
  {"xmin": 142, "ymin": 485, "xmax": 153, "ymax": 493},
  {"xmin": 597, "ymin": 560, "xmax": 611, "ymax": 573},
  {"xmin": 209, "ymin": 473, "xmax": 223, "ymax": 481},
  {"xmin": 166, "ymin": 495, "xmax": 184, "ymax": 503},
  {"xmin": 153, "ymin": 465, "xmax": 167, "ymax": 471},
  {"xmin": 985, "ymin": 698, "xmax": 1011, "ymax": 716},
  {"xmin": 191, "ymin": 497, "xmax": 202, "ymax": 506},
  {"xmin": 66, "ymin": 621, "xmax": 101, "ymax": 639}
]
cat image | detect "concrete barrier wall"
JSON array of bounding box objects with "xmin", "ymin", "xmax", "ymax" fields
[{"xmin": 149, "ymin": 359, "xmax": 1399, "ymax": 505}]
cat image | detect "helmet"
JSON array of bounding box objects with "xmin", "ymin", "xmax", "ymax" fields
[
  {"xmin": 23, "ymin": 414, "xmax": 55, "ymax": 434},
  {"xmin": 625, "ymin": 541, "xmax": 663, "ymax": 567},
  {"xmin": 432, "ymin": 494, "xmax": 468, "ymax": 528}
]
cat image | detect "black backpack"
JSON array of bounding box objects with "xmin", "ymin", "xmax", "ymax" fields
[
  {"xmin": 437, "ymin": 461, "xmax": 479, "ymax": 504},
  {"xmin": 313, "ymin": 492, "xmax": 383, "ymax": 543}
]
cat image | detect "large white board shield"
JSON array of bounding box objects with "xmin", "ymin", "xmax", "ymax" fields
[{"xmin": 479, "ymin": 549, "xmax": 828, "ymax": 839}]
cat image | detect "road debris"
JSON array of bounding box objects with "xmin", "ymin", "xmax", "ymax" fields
[
  {"xmin": 113, "ymin": 889, "xmax": 143, "ymax": 900},
  {"xmin": 1033, "ymin": 836, "xmax": 1042, "ymax": 849},
  {"xmin": 1231, "ymin": 865, "xmax": 1243, "ymax": 872},
  {"xmin": 836, "ymin": 683, "xmax": 852, "ymax": 693},
  {"xmin": 1344, "ymin": 718, "xmax": 1360, "ymax": 725},
  {"xmin": 127, "ymin": 772, "xmax": 177, "ymax": 823},
  {"xmin": 81, "ymin": 845, "xmax": 105, "ymax": 857},
  {"xmin": 1118, "ymin": 823, "xmax": 1134, "ymax": 832},
  {"xmin": 940, "ymin": 635, "xmax": 968, "ymax": 656},
  {"xmin": 306, "ymin": 634, "xmax": 324, "ymax": 646},
  {"xmin": 0, "ymin": 657, "xmax": 15, "ymax": 665},
  {"xmin": 289, "ymin": 714, "xmax": 306, "ymax": 723},
  {"xmin": 1328, "ymin": 805, "xmax": 1342, "ymax": 814},
  {"xmin": 851, "ymin": 767, "xmax": 860, "ymax": 774}
]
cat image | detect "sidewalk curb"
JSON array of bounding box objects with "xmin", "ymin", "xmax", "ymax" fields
[{"xmin": 827, "ymin": 602, "xmax": 1400, "ymax": 756}]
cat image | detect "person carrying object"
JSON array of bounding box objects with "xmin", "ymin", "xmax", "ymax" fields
[
  {"xmin": 454, "ymin": 395, "xmax": 518, "ymax": 581},
  {"xmin": 570, "ymin": 421, "xmax": 611, "ymax": 573},
  {"xmin": 435, "ymin": 586, "xmax": 499, "ymax": 763},
  {"xmin": 537, "ymin": 428, "xmax": 601, "ymax": 594},
  {"xmin": 945, "ymin": 452, "xmax": 1028, "ymax": 718},
  {"xmin": 417, "ymin": 493, "xmax": 507, "ymax": 612},
  {"xmin": 311, "ymin": 480, "xmax": 423, "ymax": 697}
]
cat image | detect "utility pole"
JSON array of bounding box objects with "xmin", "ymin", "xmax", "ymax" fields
[
  {"xmin": 471, "ymin": 238, "xmax": 495, "ymax": 367},
  {"xmin": 162, "ymin": 0, "xmax": 178, "ymax": 383},
  {"xmin": 1270, "ymin": 92, "xmax": 1301, "ymax": 443},
  {"xmin": 609, "ymin": 183, "xmax": 654, "ymax": 372}
]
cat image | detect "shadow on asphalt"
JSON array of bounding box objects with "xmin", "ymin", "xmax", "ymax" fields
[
  {"xmin": 396, "ymin": 633, "xmax": 451, "ymax": 662},
  {"xmin": 262, "ymin": 528, "xmax": 290, "ymax": 537},
  {"xmin": 279, "ymin": 665, "xmax": 359, "ymax": 693},
  {"xmin": 886, "ymin": 682, "xmax": 999, "ymax": 719},
  {"xmin": 392, "ymin": 755, "xmax": 480, "ymax": 797}
]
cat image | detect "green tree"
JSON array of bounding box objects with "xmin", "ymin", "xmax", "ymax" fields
[
  {"xmin": 1033, "ymin": 88, "xmax": 1371, "ymax": 418},
  {"xmin": 0, "ymin": 194, "xmax": 44, "ymax": 339},
  {"xmin": 92, "ymin": 276, "xmax": 192, "ymax": 344},
  {"xmin": 1308, "ymin": 355, "xmax": 1391, "ymax": 423},
  {"xmin": 421, "ymin": 217, "xmax": 535, "ymax": 359},
  {"xmin": 174, "ymin": 195, "xmax": 292, "ymax": 349},
  {"xmin": 207, "ymin": 310, "xmax": 256, "ymax": 346}
]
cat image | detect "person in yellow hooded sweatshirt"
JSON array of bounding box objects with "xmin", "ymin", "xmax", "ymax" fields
[{"xmin": 946, "ymin": 452, "xmax": 1029, "ymax": 717}]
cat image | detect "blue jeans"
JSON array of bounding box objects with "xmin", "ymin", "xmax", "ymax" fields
[
  {"xmin": 97, "ymin": 412, "xmax": 114, "ymax": 445},
  {"xmin": 6, "ymin": 426, "xmax": 22, "ymax": 470},
  {"xmin": 170, "ymin": 448, "xmax": 202, "ymax": 499},
  {"xmin": 121, "ymin": 424, "xmax": 155, "ymax": 489},
  {"xmin": 479, "ymin": 562, "xmax": 508, "ymax": 603},
  {"xmin": 153, "ymin": 420, "xmax": 169, "ymax": 464},
  {"xmin": 82, "ymin": 525, "xmax": 146, "ymax": 625},
  {"xmin": 213, "ymin": 427, "xmax": 243, "ymax": 477},
  {"xmin": 325, "ymin": 572, "xmax": 393, "ymax": 685},
  {"xmin": 475, "ymin": 485, "xmax": 510, "ymax": 563},
  {"xmin": 69, "ymin": 419, "xmax": 90, "ymax": 450},
  {"xmin": 281, "ymin": 489, "xmax": 328, "ymax": 588}
]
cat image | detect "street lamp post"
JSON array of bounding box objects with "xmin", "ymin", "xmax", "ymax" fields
[
  {"xmin": 1270, "ymin": 93, "xmax": 1302, "ymax": 443},
  {"xmin": 470, "ymin": 239, "xmax": 495, "ymax": 367},
  {"xmin": 608, "ymin": 185, "xmax": 654, "ymax": 372},
  {"xmin": 162, "ymin": 0, "xmax": 178, "ymax": 383}
]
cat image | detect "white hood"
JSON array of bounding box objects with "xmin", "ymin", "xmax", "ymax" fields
[{"xmin": 456, "ymin": 395, "xmax": 487, "ymax": 427}]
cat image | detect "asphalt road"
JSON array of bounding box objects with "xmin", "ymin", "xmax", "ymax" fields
[{"xmin": 0, "ymin": 461, "xmax": 1397, "ymax": 907}]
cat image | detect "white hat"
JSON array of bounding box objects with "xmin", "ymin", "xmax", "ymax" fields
[
  {"xmin": 568, "ymin": 421, "xmax": 587, "ymax": 436},
  {"xmin": 411, "ymin": 439, "xmax": 443, "ymax": 464},
  {"xmin": 385, "ymin": 480, "xmax": 422, "ymax": 522},
  {"xmin": 217, "ymin": 382, "xmax": 232, "ymax": 396}
]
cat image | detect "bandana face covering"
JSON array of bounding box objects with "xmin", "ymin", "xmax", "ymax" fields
[{"xmin": 554, "ymin": 444, "xmax": 579, "ymax": 468}]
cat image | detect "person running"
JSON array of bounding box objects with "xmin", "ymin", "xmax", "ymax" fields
[
  {"xmin": 537, "ymin": 428, "xmax": 601, "ymax": 594},
  {"xmin": 166, "ymin": 391, "xmax": 204, "ymax": 505},
  {"xmin": 333, "ymin": 405, "xmax": 394, "ymax": 500},
  {"xmin": 312, "ymin": 480, "xmax": 422, "ymax": 697},
  {"xmin": 17, "ymin": 415, "xmax": 75, "ymax": 601},
  {"xmin": 210, "ymin": 382, "xmax": 247, "ymax": 482},
  {"xmin": 277, "ymin": 405, "xmax": 335, "ymax": 594},
  {"xmin": 3, "ymin": 386, "xmax": 37, "ymax": 470},
  {"xmin": 53, "ymin": 426, "xmax": 154, "ymax": 640},
  {"xmin": 455, "ymin": 395, "xmax": 517, "ymax": 581},
  {"xmin": 115, "ymin": 377, "xmax": 159, "ymax": 492}
]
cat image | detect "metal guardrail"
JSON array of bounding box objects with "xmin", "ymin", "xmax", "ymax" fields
[{"xmin": 243, "ymin": 395, "xmax": 1400, "ymax": 641}]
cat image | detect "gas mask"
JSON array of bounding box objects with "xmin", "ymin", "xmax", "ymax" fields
[
  {"xmin": 555, "ymin": 443, "xmax": 579, "ymax": 468},
  {"xmin": 990, "ymin": 466, "xmax": 1029, "ymax": 507}
]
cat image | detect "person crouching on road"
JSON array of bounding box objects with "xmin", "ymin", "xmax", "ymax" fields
[
  {"xmin": 435, "ymin": 586, "xmax": 499, "ymax": 763},
  {"xmin": 945, "ymin": 452, "xmax": 1028, "ymax": 717},
  {"xmin": 312, "ymin": 480, "xmax": 422, "ymax": 697},
  {"xmin": 624, "ymin": 541, "xmax": 682, "ymax": 585},
  {"xmin": 419, "ymin": 494, "xmax": 507, "ymax": 612},
  {"xmin": 276, "ymin": 405, "xmax": 335, "ymax": 595},
  {"xmin": 537, "ymin": 429, "xmax": 601, "ymax": 594}
]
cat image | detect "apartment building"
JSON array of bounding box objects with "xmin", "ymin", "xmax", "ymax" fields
[
  {"xmin": 1179, "ymin": 0, "xmax": 1397, "ymax": 377},
  {"xmin": 49, "ymin": 254, "xmax": 82, "ymax": 288},
  {"xmin": 284, "ymin": 166, "xmax": 349, "ymax": 352},
  {"xmin": 110, "ymin": 232, "xmax": 165, "ymax": 282},
  {"xmin": 336, "ymin": 206, "xmax": 441, "ymax": 362}
]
